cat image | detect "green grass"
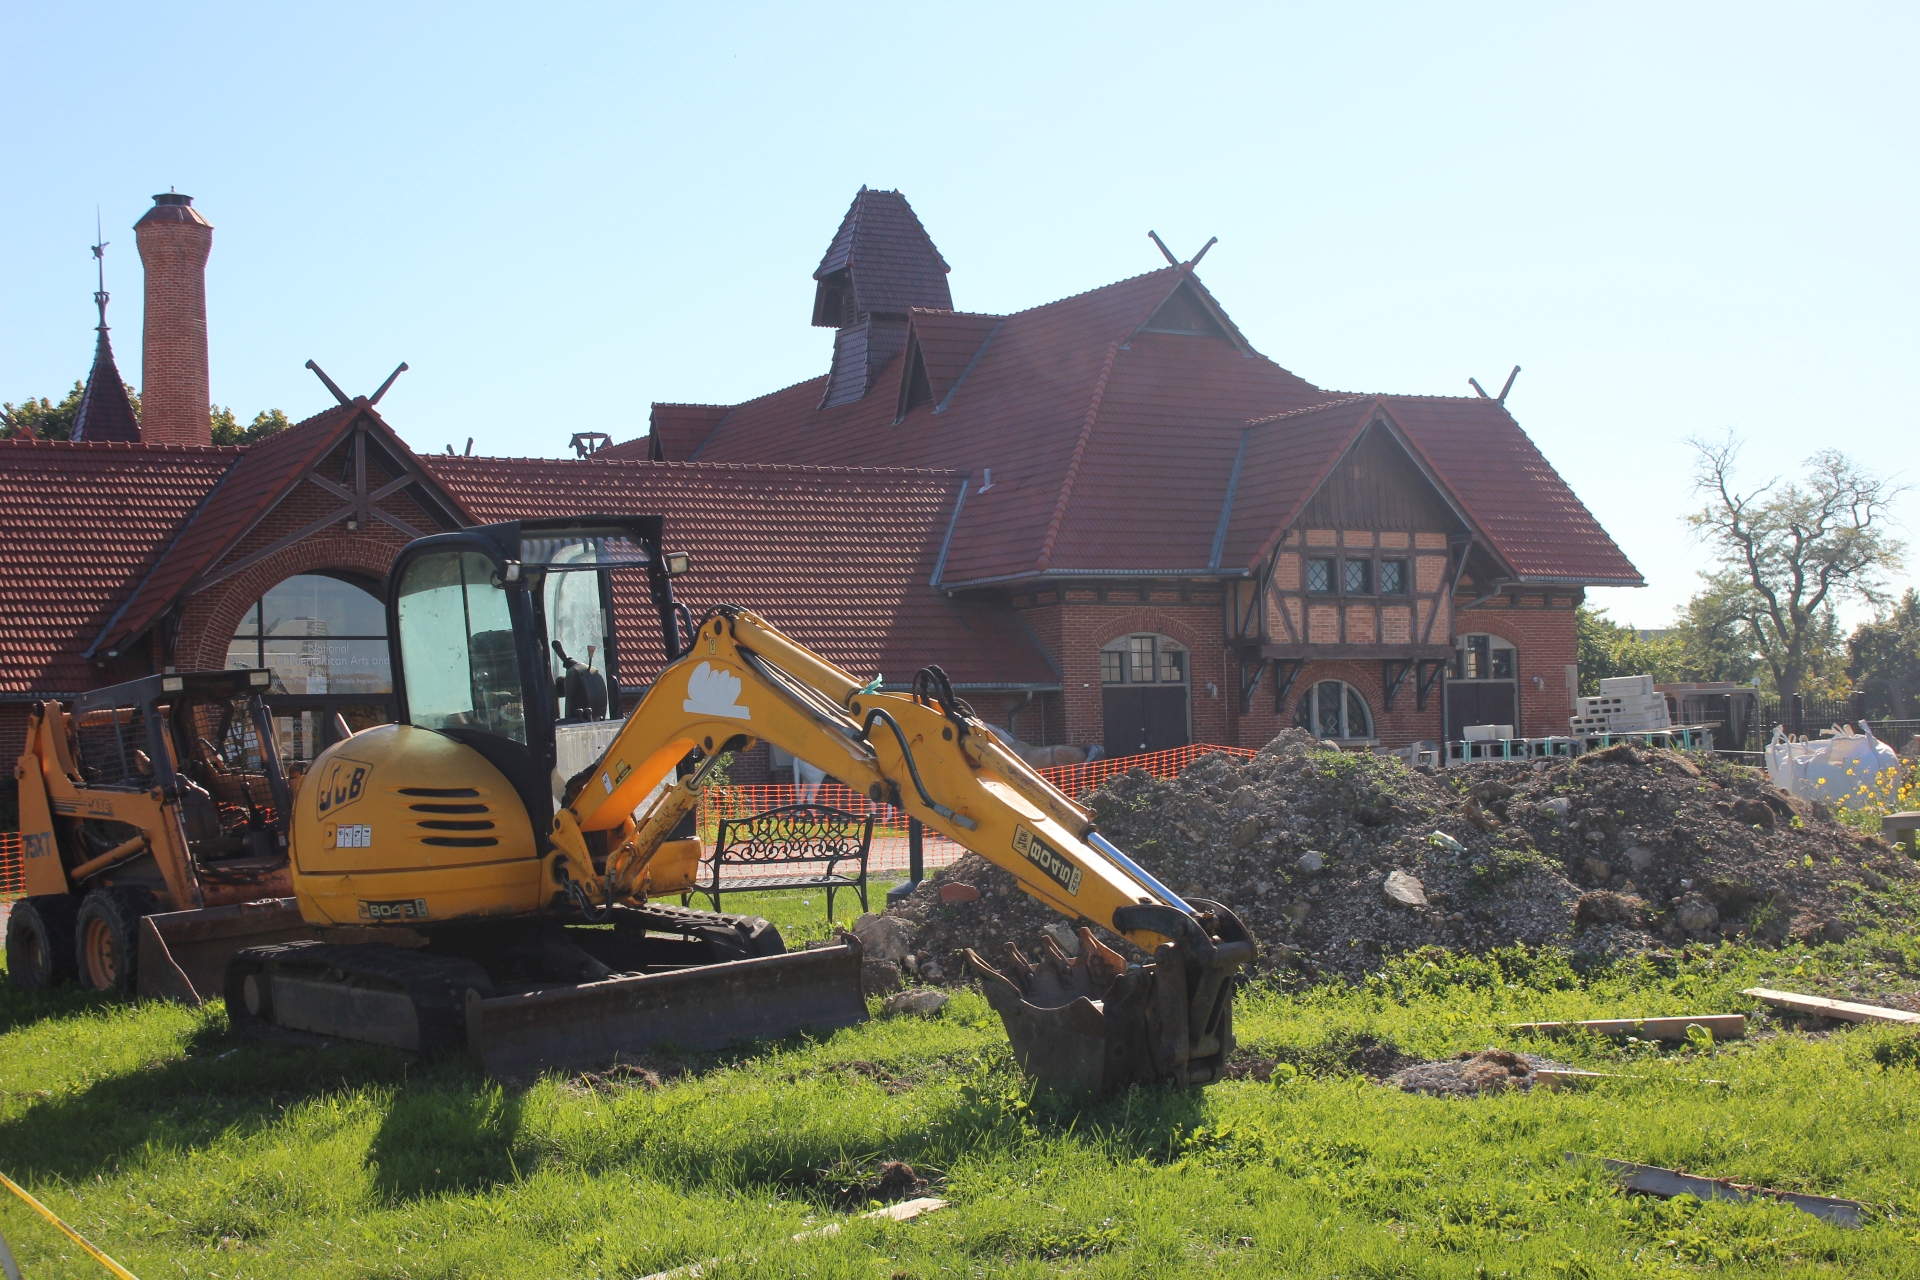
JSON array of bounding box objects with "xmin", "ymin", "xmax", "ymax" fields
[{"xmin": 4, "ymin": 909, "xmax": 1920, "ymax": 1276}]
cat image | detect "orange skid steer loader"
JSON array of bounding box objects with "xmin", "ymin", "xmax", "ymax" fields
[{"xmin": 8, "ymin": 671, "xmax": 318, "ymax": 998}]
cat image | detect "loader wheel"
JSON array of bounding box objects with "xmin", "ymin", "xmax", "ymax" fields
[
  {"xmin": 6, "ymin": 895, "xmax": 79, "ymax": 990},
  {"xmin": 75, "ymin": 890, "xmax": 143, "ymax": 996}
]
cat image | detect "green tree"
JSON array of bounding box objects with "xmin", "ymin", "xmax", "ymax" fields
[
  {"xmin": 211, "ymin": 406, "xmax": 293, "ymax": 446},
  {"xmin": 0, "ymin": 380, "xmax": 142, "ymax": 440},
  {"xmin": 1688, "ymin": 435, "xmax": 1907, "ymax": 697},
  {"xmin": 1848, "ymin": 589, "xmax": 1920, "ymax": 718},
  {"xmin": 1575, "ymin": 605, "xmax": 1686, "ymax": 695}
]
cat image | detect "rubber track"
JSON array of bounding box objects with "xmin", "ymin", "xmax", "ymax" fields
[{"xmin": 226, "ymin": 941, "xmax": 495, "ymax": 1053}]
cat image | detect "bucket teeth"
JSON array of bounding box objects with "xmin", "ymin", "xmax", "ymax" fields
[{"xmin": 966, "ymin": 900, "xmax": 1255, "ymax": 1094}]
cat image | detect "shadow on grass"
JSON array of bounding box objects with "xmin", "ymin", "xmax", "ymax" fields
[
  {"xmin": 0, "ymin": 1019, "xmax": 418, "ymax": 1181},
  {"xmin": 365, "ymin": 1071, "xmax": 529, "ymax": 1203},
  {"xmin": 0, "ymin": 982, "xmax": 127, "ymax": 1035}
]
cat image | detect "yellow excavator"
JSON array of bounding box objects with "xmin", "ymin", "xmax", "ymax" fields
[{"xmin": 11, "ymin": 517, "xmax": 1253, "ymax": 1092}]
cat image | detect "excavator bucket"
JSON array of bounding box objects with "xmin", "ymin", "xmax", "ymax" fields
[
  {"xmin": 136, "ymin": 899, "xmax": 321, "ymax": 1005},
  {"xmin": 967, "ymin": 900, "xmax": 1255, "ymax": 1093},
  {"xmin": 464, "ymin": 940, "xmax": 869, "ymax": 1075}
]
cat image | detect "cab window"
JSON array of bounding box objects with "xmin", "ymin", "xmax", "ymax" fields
[{"xmin": 396, "ymin": 551, "xmax": 527, "ymax": 743}]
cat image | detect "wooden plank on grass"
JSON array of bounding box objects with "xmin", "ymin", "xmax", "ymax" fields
[
  {"xmin": 1565, "ymin": 1153, "xmax": 1861, "ymax": 1227},
  {"xmin": 1742, "ymin": 987, "xmax": 1920, "ymax": 1026},
  {"xmin": 1511, "ymin": 1014, "xmax": 1745, "ymax": 1041}
]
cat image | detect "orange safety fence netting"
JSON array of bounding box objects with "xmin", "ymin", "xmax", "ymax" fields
[
  {"xmin": 697, "ymin": 742, "xmax": 1256, "ymax": 880},
  {"xmin": 0, "ymin": 744, "xmax": 1258, "ymax": 897}
]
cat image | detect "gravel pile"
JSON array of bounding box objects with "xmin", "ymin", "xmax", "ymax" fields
[{"xmin": 884, "ymin": 729, "xmax": 1914, "ymax": 985}]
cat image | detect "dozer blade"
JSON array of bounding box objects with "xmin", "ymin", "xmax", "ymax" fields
[
  {"xmin": 465, "ymin": 942, "xmax": 869, "ymax": 1076},
  {"xmin": 137, "ymin": 898, "xmax": 322, "ymax": 1005},
  {"xmin": 967, "ymin": 899, "xmax": 1255, "ymax": 1094}
]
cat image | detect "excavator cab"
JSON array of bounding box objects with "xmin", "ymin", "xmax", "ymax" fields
[{"xmin": 386, "ymin": 517, "xmax": 678, "ymax": 826}]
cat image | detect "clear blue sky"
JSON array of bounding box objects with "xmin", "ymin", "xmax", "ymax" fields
[{"xmin": 3, "ymin": 2, "xmax": 1913, "ymax": 627}]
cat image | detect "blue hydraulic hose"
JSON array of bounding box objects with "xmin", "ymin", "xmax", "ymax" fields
[{"xmin": 1086, "ymin": 831, "xmax": 1197, "ymax": 916}]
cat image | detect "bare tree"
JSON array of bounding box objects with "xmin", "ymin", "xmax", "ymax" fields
[{"xmin": 1688, "ymin": 435, "xmax": 1907, "ymax": 697}]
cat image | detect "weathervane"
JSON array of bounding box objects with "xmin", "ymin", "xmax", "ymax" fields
[{"xmin": 91, "ymin": 207, "xmax": 110, "ymax": 331}]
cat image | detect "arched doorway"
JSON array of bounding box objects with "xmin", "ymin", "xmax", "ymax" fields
[
  {"xmin": 1445, "ymin": 632, "xmax": 1518, "ymax": 740},
  {"xmin": 1100, "ymin": 633, "xmax": 1190, "ymax": 756},
  {"xmin": 1295, "ymin": 679, "xmax": 1374, "ymax": 742},
  {"xmin": 225, "ymin": 572, "xmax": 396, "ymax": 764}
]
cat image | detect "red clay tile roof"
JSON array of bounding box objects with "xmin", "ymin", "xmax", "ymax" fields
[
  {"xmin": 689, "ymin": 267, "xmax": 1327, "ymax": 583},
  {"xmin": 93, "ymin": 403, "xmax": 364, "ymax": 655},
  {"xmin": 814, "ymin": 188, "xmax": 953, "ymax": 317},
  {"xmin": 95, "ymin": 400, "xmax": 473, "ymax": 656},
  {"xmin": 0, "ymin": 438, "xmax": 238, "ymax": 695},
  {"xmin": 423, "ymin": 456, "xmax": 1058, "ymax": 688},
  {"xmin": 1379, "ymin": 395, "xmax": 1642, "ymax": 585}
]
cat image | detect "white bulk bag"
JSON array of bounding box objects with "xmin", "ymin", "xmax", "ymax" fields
[{"xmin": 1766, "ymin": 722, "xmax": 1899, "ymax": 804}]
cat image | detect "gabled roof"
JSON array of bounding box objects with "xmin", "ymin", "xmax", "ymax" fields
[
  {"xmin": 1216, "ymin": 396, "xmax": 1379, "ymax": 567},
  {"xmin": 599, "ymin": 404, "xmax": 731, "ymax": 462},
  {"xmin": 684, "ymin": 265, "xmax": 1326, "ymax": 583},
  {"xmin": 903, "ymin": 309, "xmax": 1001, "ymax": 409},
  {"xmin": 92, "ymin": 400, "xmax": 469, "ymax": 656},
  {"xmin": 0, "ymin": 439, "xmax": 237, "ymax": 695},
  {"xmin": 424, "ymin": 456, "xmax": 1058, "ymax": 688},
  {"xmin": 812, "ymin": 188, "xmax": 953, "ymax": 320},
  {"xmin": 1216, "ymin": 394, "xmax": 1641, "ymax": 584},
  {"xmin": 71, "ymin": 325, "xmax": 141, "ymax": 443},
  {"xmin": 1378, "ymin": 395, "xmax": 1642, "ymax": 585}
]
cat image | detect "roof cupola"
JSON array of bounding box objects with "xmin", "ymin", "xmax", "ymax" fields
[{"xmin": 813, "ymin": 188, "xmax": 951, "ymax": 407}]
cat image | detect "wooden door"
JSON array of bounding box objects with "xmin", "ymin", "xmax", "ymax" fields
[
  {"xmin": 1103, "ymin": 687, "xmax": 1190, "ymax": 756},
  {"xmin": 1445, "ymin": 682, "xmax": 1518, "ymax": 741}
]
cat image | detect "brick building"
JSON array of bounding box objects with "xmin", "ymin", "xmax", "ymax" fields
[
  {"xmin": 0, "ymin": 187, "xmax": 1639, "ymax": 784},
  {"xmin": 613, "ymin": 188, "xmax": 1641, "ymax": 755}
]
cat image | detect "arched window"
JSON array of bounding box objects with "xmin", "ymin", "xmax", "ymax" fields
[
  {"xmin": 227, "ymin": 573, "xmax": 390, "ymax": 693},
  {"xmin": 1099, "ymin": 634, "xmax": 1187, "ymax": 686},
  {"xmin": 226, "ymin": 573, "xmax": 393, "ymax": 763},
  {"xmin": 1295, "ymin": 680, "xmax": 1373, "ymax": 741}
]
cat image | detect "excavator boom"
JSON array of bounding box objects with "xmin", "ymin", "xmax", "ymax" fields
[{"xmin": 526, "ymin": 605, "xmax": 1255, "ymax": 1090}]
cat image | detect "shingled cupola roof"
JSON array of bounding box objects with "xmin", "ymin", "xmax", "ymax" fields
[
  {"xmin": 813, "ymin": 188, "xmax": 953, "ymax": 409},
  {"xmin": 72, "ymin": 233, "xmax": 141, "ymax": 444}
]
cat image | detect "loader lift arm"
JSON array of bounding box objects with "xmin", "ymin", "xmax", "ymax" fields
[{"xmin": 551, "ymin": 605, "xmax": 1256, "ymax": 1090}]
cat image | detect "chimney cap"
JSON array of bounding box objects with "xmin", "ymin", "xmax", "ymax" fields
[{"xmin": 136, "ymin": 191, "xmax": 211, "ymax": 229}]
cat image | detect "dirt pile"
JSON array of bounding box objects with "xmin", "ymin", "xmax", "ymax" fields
[
  {"xmin": 885, "ymin": 730, "xmax": 1915, "ymax": 984},
  {"xmin": 1388, "ymin": 1049, "xmax": 1568, "ymax": 1097}
]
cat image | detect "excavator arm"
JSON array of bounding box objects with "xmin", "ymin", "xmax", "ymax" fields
[{"xmin": 547, "ymin": 606, "xmax": 1256, "ymax": 1091}]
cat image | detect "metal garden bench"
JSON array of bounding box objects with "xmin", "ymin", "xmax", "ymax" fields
[{"xmin": 690, "ymin": 802, "xmax": 873, "ymax": 918}]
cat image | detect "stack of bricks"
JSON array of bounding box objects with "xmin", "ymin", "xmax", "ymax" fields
[{"xmin": 1570, "ymin": 674, "xmax": 1672, "ymax": 734}]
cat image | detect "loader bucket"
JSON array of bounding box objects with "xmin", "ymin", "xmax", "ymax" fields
[
  {"xmin": 967, "ymin": 900, "xmax": 1255, "ymax": 1094},
  {"xmin": 464, "ymin": 940, "xmax": 869, "ymax": 1076},
  {"xmin": 137, "ymin": 898, "xmax": 321, "ymax": 1005}
]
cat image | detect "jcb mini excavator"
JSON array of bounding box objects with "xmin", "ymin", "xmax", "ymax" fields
[{"xmin": 10, "ymin": 517, "xmax": 1253, "ymax": 1092}]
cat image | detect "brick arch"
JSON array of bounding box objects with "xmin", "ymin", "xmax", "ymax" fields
[
  {"xmin": 1091, "ymin": 608, "xmax": 1207, "ymax": 656},
  {"xmin": 172, "ymin": 533, "xmax": 404, "ymax": 671}
]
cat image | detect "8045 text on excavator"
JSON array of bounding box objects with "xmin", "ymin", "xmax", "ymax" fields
[{"xmin": 8, "ymin": 516, "xmax": 1253, "ymax": 1093}]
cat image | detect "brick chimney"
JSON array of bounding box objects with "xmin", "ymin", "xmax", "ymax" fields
[{"xmin": 135, "ymin": 191, "xmax": 213, "ymax": 446}]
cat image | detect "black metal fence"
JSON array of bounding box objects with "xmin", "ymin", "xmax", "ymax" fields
[{"xmin": 1752, "ymin": 692, "xmax": 1917, "ymax": 754}]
